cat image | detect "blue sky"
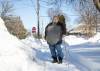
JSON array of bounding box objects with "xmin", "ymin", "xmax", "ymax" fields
[{"xmin": 13, "ymin": 0, "xmax": 79, "ymax": 32}]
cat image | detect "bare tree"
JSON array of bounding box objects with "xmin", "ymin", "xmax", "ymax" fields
[
  {"xmin": 0, "ymin": 0, "xmax": 14, "ymax": 20},
  {"xmin": 5, "ymin": 16, "xmax": 27, "ymax": 39},
  {"xmin": 47, "ymin": 0, "xmax": 100, "ymax": 36},
  {"xmin": 47, "ymin": 0, "xmax": 100, "ymax": 12},
  {"xmin": 93, "ymin": 0, "xmax": 100, "ymax": 11},
  {"xmin": 74, "ymin": 0, "xmax": 99, "ymax": 37},
  {"xmin": 68, "ymin": 0, "xmax": 100, "ymax": 12},
  {"xmin": 0, "ymin": 0, "xmax": 27, "ymax": 39}
]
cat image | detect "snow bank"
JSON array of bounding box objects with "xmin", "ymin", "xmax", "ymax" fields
[
  {"xmin": 0, "ymin": 17, "xmax": 7, "ymax": 31},
  {"xmin": 88, "ymin": 33, "xmax": 100, "ymax": 43},
  {"xmin": 21, "ymin": 36, "xmax": 48, "ymax": 49},
  {"xmin": 63, "ymin": 35, "xmax": 87, "ymax": 45},
  {"xmin": 21, "ymin": 36, "xmax": 41, "ymax": 48},
  {"xmin": 0, "ymin": 17, "xmax": 41, "ymax": 71}
]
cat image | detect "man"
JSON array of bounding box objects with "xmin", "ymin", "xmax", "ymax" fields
[{"xmin": 45, "ymin": 15, "xmax": 66, "ymax": 63}]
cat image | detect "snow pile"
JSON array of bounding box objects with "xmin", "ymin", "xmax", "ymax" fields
[
  {"xmin": 0, "ymin": 17, "xmax": 41, "ymax": 71},
  {"xmin": 0, "ymin": 17, "xmax": 7, "ymax": 31},
  {"xmin": 63, "ymin": 35, "xmax": 87, "ymax": 45},
  {"xmin": 21, "ymin": 36, "xmax": 41, "ymax": 48},
  {"xmin": 21, "ymin": 36, "xmax": 48, "ymax": 48},
  {"xmin": 88, "ymin": 33, "xmax": 100, "ymax": 43}
]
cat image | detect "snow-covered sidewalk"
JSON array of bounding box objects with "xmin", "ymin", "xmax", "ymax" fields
[
  {"xmin": 21, "ymin": 35, "xmax": 100, "ymax": 71},
  {"xmin": 21, "ymin": 37, "xmax": 80, "ymax": 71}
]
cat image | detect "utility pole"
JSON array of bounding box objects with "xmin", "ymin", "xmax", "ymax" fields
[
  {"xmin": 37, "ymin": 0, "xmax": 40, "ymax": 38},
  {"xmin": 95, "ymin": 8, "xmax": 98, "ymax": 33},
  {"xmin": 42, "ymin": 20, "xmax": 44, "ymax": 38}
]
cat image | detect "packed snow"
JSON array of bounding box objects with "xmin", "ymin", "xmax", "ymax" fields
[{"xmin": 0, "ymin": 17, "xmax": 100, "ymax": 71}]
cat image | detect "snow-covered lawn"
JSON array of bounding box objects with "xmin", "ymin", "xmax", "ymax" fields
[{"xmin": 0, "ymin": 17, "xmax": 100, "ymax": 71}]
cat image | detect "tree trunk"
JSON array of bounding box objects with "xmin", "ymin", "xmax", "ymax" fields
[{"xmin": 93, "ymin": 0, "xmax": 100, "ymax": 11}]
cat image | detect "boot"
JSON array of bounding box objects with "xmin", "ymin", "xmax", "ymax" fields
[
  {"xmin": 58, "ymin": 57, "xmax": 63, "ymax": 64},
  {"xmin": 52, "ymin": 57, "xmax": 58, "ymax": 63}
]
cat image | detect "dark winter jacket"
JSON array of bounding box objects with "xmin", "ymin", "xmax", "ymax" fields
[{"xmin": 45, "ymin": 22, "xmax": 66, "ymax": 45}]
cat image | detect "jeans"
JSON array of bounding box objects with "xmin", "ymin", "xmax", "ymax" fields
[{"xmin": 49, "ymin": 43, "xmax": 64, "ymax": 59}]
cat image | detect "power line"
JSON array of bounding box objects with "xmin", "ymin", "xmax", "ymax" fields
[
  {"xmin": 40, "ymin": 5, "xmax": 50, "ymax": 8},
  {"xmin": 37, "ymin": 0, "xmax": 40, "ymax": 38},
  {"xmin": 40, "ymin": 0, "xmax": 49, "ymax": 4}
]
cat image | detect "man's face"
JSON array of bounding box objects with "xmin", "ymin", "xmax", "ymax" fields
[{"xmin": 53, "ymin": 17, "xmax": 59, "ymax": 23}]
